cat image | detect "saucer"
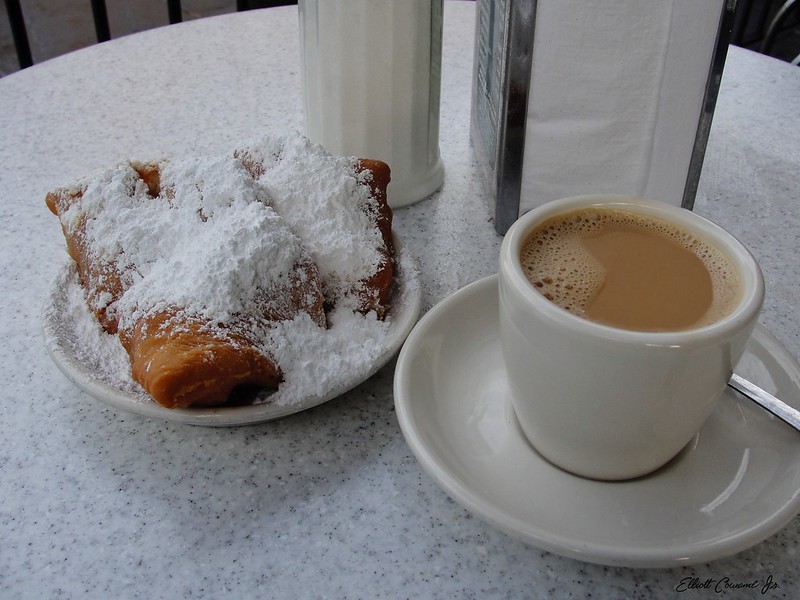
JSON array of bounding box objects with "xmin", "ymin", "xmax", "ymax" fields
[
  {"xmin": 394, "ymin": 275, "xmax": 800, "ymax": 567},
  {"xmin": 43, "ymin": 237, "xmax": 421, "ymax": 427}
]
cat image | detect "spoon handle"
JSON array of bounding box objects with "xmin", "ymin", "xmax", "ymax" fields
[{"xmin": 728, "ymin": 373, "xmax": 800, "ymax": 433}]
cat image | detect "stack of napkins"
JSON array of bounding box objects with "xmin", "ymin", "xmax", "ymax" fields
[
  {"xmin": 471, "ymin": 0, "xmax": 732, "ymax": 232},
  {"xmin": 521, "ymin": 0, "xmax": 724, "ymax": 210}
]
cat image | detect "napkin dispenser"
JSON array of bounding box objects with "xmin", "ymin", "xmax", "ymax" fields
[{"xmin": 471, "ymin": 0, "xmax": 736, "ymax": 234}]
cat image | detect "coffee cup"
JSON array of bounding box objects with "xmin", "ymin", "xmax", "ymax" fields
[{"xmin": 498, "ymin": 195, "xmax": 764, "ymax": 480}]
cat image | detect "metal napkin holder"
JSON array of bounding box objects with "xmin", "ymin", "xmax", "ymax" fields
[{"xmin": 470, "ymin": 0, "xmax": 738, "ymax": 235}]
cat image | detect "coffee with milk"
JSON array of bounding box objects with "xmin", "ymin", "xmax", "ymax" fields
[{"xmin": 519, "ymin": 208, "xmax": 742, "ymax": 332}]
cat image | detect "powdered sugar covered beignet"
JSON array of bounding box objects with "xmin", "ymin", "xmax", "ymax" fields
[
  {"xmin": 235, "ymin": 132, "xmax": 394, "ymax": 317},
  {"xmin": 46, "ymin": 155, "xmax": 325, "ymax": 408}
]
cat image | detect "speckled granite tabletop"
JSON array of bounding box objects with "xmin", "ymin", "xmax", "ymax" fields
[{"xmin": 1, "ymin": 2, "xmax": 798, "ymax": 598}]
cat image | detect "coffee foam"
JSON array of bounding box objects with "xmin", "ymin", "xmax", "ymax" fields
[{"xmin": 519, "ymin": 208, "xmax": 742, "ymax": 329}]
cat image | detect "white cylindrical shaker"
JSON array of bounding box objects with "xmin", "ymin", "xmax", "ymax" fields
[{"xmin": 299, "ymin": 0, "xmax": 445, "ymax": 208}]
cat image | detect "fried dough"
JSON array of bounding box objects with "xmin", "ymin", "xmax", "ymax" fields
[{"xmin": 47, "ymin": 133, "xmax": 395, "ymax": 409}]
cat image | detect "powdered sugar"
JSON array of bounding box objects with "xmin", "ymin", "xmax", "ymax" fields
[
  {"xmin": 264, "ymin": 244, "xmax": 419, "ymax": 406},
  {"xmin": 236, "ymin": 133, "xmax": 386, "ymax": 306},
  {"xmin": 263, "ymin": 307, "xmax": 387, "ymax": 405},
  {"xmin": 60, "ymin": 154, "xmax": 311, "ymax": 330},
  {"xmin": 45, "ymin": 267, "xmax": 150, "ymax": 401}
]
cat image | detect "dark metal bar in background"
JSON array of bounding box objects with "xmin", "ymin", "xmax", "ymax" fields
[
  {"xmin": 168, "ymin": 0, "xmax": 183, "ymax": 24},
  {"xmin": 5, "ymin": 0, "xmax": 33, "ymax": 69},
  {"xmin": 238, "ymin": 1, "xmax": 298, "ymax": 9},
  {"xmin": 90, "ymin": 0, "xmax": 111, "ymax": 43},
  {"xmin": 682, "ymin": 0, "xmax": 738, "ymax": 211}
]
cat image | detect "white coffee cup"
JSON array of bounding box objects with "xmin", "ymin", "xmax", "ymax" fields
[{"xmin": 498, "ymin": 195, "xmax": 764, "ymax": 480}]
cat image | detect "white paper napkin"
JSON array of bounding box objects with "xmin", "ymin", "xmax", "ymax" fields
[{"xmin": 520, "ymin": 0, "xmax": 725, "ymax": 212}]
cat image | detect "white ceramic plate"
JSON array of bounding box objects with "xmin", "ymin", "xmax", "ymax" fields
[
  {"xmin": 43, "ymin": 236, "xmax": 421, "ymax": 426},
  {"xmin": 394, "ymin": 275, "xmax": 800, "ymax": 567}
]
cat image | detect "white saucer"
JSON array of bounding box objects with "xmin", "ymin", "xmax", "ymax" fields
[
  {"xmin": 43, "ymin": 237, "xmax": 421, "ymax": 427},
  {"xmin": 394, "ymin": 275, "xmax": 800, "ymax": 567}
]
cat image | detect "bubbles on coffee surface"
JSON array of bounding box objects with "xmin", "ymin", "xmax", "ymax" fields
[{"xmin": 520, "ymin": 211, "xmax": 604, "ymax": 316}]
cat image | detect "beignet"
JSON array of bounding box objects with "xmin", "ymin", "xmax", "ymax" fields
[{"xmin": 47, "ymin": 133, "xmax": 393, "ymax": 409}]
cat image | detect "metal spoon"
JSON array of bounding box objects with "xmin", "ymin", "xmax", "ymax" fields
[{"xmin": 728, "ymin": 373, "xmax": 800, "ymax": 432}]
